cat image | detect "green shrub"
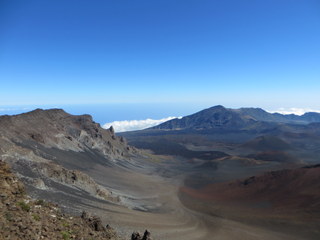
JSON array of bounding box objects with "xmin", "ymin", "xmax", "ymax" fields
[
  {"xmin": 61, "ymin": 231, "xmax": 70, "ymax": 240},
  {"xmin": 5, "ymin": 212, "xmax": 12, "ymax": 221},
  {"xmin": 62, "ymin": 221, "xmax": 70, "ymax": 228},
  {"xmin": 35, "ymin": 199, "xmax": 45, "ymax": 205},
  {"xmin": 18, "ymin": 201, "xmax": 30, "ymax": 212},
  {"xmin": 32, "ymin": 214, "xmax": 40, "ymax": 221}
]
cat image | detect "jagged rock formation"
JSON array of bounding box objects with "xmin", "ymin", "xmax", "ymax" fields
[
  {"xmin": 131, "ymin": 230, "xmax": 152, "ymax": 240},
  {"xmin": 0, "ymin": 160, "xmax": 121, "ymax": 240},
  {"xmin": 81, "ymin": 211, "xmax": 108, "ymax": 232}
]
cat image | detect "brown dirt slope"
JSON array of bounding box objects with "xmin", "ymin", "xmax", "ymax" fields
[{"xmin": 181, "ymin": 164, "xmax": 320, "ymax": 217}]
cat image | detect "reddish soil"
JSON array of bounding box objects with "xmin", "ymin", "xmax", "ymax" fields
[{"xmin": 181, "ymin": 165, "xmax": 320, "ymax": 216}]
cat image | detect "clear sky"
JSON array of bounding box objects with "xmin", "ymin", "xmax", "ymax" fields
[{"xmin": 1, "ymin": 0, "xmax": 320, "ymax": 120}]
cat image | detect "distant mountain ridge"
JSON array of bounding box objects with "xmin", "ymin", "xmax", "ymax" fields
[{"xmin": 151, "ymin": 105, "xmax": 320, "ymax": 130}]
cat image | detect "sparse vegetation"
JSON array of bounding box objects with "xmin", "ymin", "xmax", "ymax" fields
[
  {"xmin": 32, "ymin": 213, "xmax": 40, "ymax": 221},
  {"xmin": 61, "ymin": 231, "xmax": 71, "ymax": 240},
  {"xmin": 18, "ymin": 201, "xmax": 31, "ymax": 212},
  {"xmin": 4, "ymin": 212, "xmax": 12, "ymax": 221},
  {"xmin": 62, "ymin": 221, "xmax": 70, "ymax": 228},
  {"xmin": 35, "ymin": 199, "xmax": 45, "ymax": 205}
]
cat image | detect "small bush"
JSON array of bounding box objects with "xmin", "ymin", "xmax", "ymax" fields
[
  {"xmin": 62, "ymin": 221, "xmax": 70, "ymax": 228},
  {"xmin": 61, "ymin": 231, "xmax": 70, "ymax": 240},
  {"xmin": 35, "ymin": 199, "xmax": 45, "ymax": 205},
  {"xmin": 5, "ymin": 212, "xmax": 12, "ymax": 221},
  {"xmin": 18, "ymin": 201, "xmax": 30, "ymax": 212},
  {"xmin": 32, "ymin": 214, "xmax": 40, "ymax": 221}
]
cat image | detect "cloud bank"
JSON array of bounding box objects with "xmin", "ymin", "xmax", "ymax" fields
[
  {"xmin": 103, "ymin": 116, "xmax": 178, "ymax": 132},
  {"xmin": 270, "ymin": 108, "xmax": 320, "ymax": 116}
]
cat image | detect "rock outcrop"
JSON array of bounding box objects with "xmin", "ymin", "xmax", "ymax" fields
[{"xmin": 131, "ymin": 230, "xmax": 152, "ymax": 240}]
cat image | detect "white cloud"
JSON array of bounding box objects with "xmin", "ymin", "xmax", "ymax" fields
[
  {"xmin": 268, "ymin": 108, "xmax": 320, "ymax": 116},
  {"xmin": 103, "ymin": 116, "xmax": 179, "ymax": 132}
]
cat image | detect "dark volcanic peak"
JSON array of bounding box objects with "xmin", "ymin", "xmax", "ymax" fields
[
  {"xmin": 150, "ymin": 105, "xmax": 320, "ymax": 131},
  {"xmin": 151, "ymin": 105, "xmax": 253, "ymax": 130}
]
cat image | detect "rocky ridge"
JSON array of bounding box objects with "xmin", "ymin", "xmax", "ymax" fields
[
  {"xmin": 0, "ymin": 109, "xmax": 140, "ymax": 205},
  {"xmin": 0, "ymin": 108, "xmax": 136, "ymax": 158}
]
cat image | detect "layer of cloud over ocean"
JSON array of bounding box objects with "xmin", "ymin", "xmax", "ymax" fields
[{"xmin": 103, "ymin": 117, "xmax": 180, "ymax": 132}]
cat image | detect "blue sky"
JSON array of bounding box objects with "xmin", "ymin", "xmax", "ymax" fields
[{"xmin": 1, "ymin": 0, "xmax": 320, "ymax": 123}]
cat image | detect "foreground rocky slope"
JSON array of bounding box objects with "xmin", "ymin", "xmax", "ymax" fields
[{"xmin": 0, "ymin": 160, "xmax": 121, "ymax": 240}]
